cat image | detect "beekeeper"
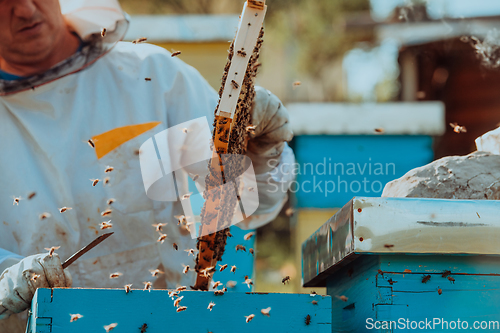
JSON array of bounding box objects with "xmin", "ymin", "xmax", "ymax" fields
[{"xmin": 0, "ymin": 0, "xmax": 294, "ymax": 330}]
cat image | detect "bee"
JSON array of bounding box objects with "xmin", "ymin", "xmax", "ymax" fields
[
  {"xmin": 245, "ymin": 314, "xmax": 255, "ymax": 323},
  {"xmin": 132, "ymin": 37, "xmax": 148, "ymax": 44},
  {"xmin": 207, "ymin": 302, "xmax": 216, "ymax": 311},
  {"xmin": 59, "ymin": 206, "xmax": 72, "ymax": 212},
  {"xmin": 336, "ymin": 295, "xmax": 348, "ymax": 302},
  {"xmin": 212, "ymin": 281, "xmax": 222, "ymax": 289},
  {"xmin": 134, "ymin": 149, "xmax": 141, "ymax": 156},
  {"xmin": 100, "ymin": 220, "xmax": 113, "ymax": 230},
  {"xmin": 31, "ymin": 273, "xmax": 40, "ymax": 282},
  {"xmin": 39, "ymin": 212, "xmax": 51, "ymax": 220},
  {"xmin": 28, "ymin": 192, "xmax": 36, "ymax": 200},
  {"xmin": 168, "ymin": 291, "xmax": 179, "ymax": 299},
  {"xmin": 249, "ymin": 248, "xmax": 255, "ymax": 256},
  {"xmin": 101, "ymin": 28, "xmax": 106, "ymax": 37},
  {"xmin": 192, "ymin": 174, "xmax": 199, "ymax": 181},
  {"xmin": 237, "ymin": 49, "xmax": 247, "ymax": 57},
  {"xmin": 231, "ymin": 80, "xmax": 239, "ymax": 89},
  {"xmin": 441, "ymin": 270, "xmax": 452, "ymax": 278},
  {"xmin": 104, "ymin": 166, "xmax": 114, "ymax": 173},
  {"xmin": 171, "ymin": 51, "xmax": 182, "ymax": 57},
  {"xmin": 477, "ymin": 212, "xmax": 481, "ymax": 218},
  {"xmin": 176, "ymin": 306, "xmax": 187, "ymax": 312},
  {"xmin": 143, "ymin": 281, "xmax": 152, "ymax": 291},
  {"xmin": 152, "ymin": 223, "xmax": 167, "ymax": 232},
  {"xmin": 124, "ymin": 284, "xmax": 133, "ymax": 293},
  {"xmin": 248, "ymin": 187, "xmax": 254, "ymax": 192},
  {"xmin": 226, "ymin": 280, "xmax": 237, "ymax": 288},
  {"xmin": 285, "ymin": 207, "xmax": 295, "ymax": 217},
  {"xmin": 448, "ymin": 276, "xmax": 455, "ymax": 284},
  {"xmin": 107, "ymin": 198, "xmax": 116, "ymax": 205},
  {"xmin": 421, "ymin": 274, "xmax": 431, "ymax": 283},
  {"xmin": 182, "ymin": 127, "xmax": 189, "ymax": 134},
  {"xmin": 181, "ymin": 192, "xmax": 193, "ymax": 200},
  {"xmin": 312, "ymin": 300, "xmax": 318, "ymax": 305},
  {"xmin": 70, "ymin": 313, "xmax": 83, "ymax": 322},
  {"xmin": 252, "ymin": 62, "xmax": 262, "ymax": 71},
  {"xmin": 310, "ymin": 291, "xmax": 317, "ymax": 297},
  {"xmin": 214, "ymin": 290, "xmax": 225, "ymax": 296},
  {"xmin": 244, "ymin": 232, "xmax": 255, "ymax": 241},
  {"xmin": 12, "ymin": 196, "xmax": 21, "ymax": 205},
  {"xmin": 450, "ymin": 122, "xmax": 467, "ymax": 133},
  {"xmin": 292, "ymin": 81, "xmax": 301, "ymax": 87},
  {"xmin": 403, "ymin": 269, "xmax": 412, "ymax": 273},
  {"xmin": 243, "ymin": 276, "xmax": 253, "ymax": 289},
  {"xmin": 173, "ymin": 243, "xmax": 178, "ymax": 251},
  {"xmin": 44, "ymin": 246, "xmax": 60, "ymax": 257},
  {"xmin": 157, "ymin": 233, "xmax": 167, "ymax": 243},
  {"xmin": 305, "ymin": 314, "xmax": 311, "ymax": 326},
  {"xmin": 261, "ymin": 307, "xmax": 271, "ymax": 317},
  {"xmin": 176, "ymin": 286, "xmax": 187, "ymax": 291},
  {"xmin": 236, "ymin": 245, "xmax": 246, "ymax": 252},
  {"xmin": 230, "ymin": 265, "xmax": 237, "ymax": 273},
  {"xmin": 219, "ymin": 264, "xmax": 228, "ymax": 272},
  {"xmin": 182, "ymin": 264, "xmax": 190, "ymax": 274},
  {"xmin": 145, "ymin": 77, "xmax": 152, "ymax": 81},
  {"xmin": 174, "ymin": 296, "xmax": 184, "ymax": 307},
  {"xmin": 175, "ymin": 215, "xmax": 186, "ymax": 225},
  {"xmin": 222, "ymin": 287, "xmax": 227, "ymax": 292},
  {"xmin": 139, "ymin": 323, "xmax": 148, "ymax": 333},
  {"xmin": 87, "ymin": 139, "xmax": 95, "ymax": 148},
  {"xmin": 374, "ymin": 128, "xmax": 385, "ymax": 134},
  {"xmin": 201, "ymin": 266, "xmax": 215, "ymax": 278},
  {"xmin": 109, "ymin": 272, "xmax": 122, "ymax": 279},
  {"xmin": 438, "ymin": 288, "xmax": 442, "ymax": 295},
  {"xmin": 185, "ymin": 249, "xmax": 196, "ymax": 256},
  {"xmin": 384, "ymin": 244, "xmax": 394, "ymax": 249},
  {"xmin": 90, "ymin": 178, "xmax": 99, "ymax": 187},
  {"xmin": 149, "ymin": 269, "xmax": 164, "ymax": 277},
  {"xmin": 282, "ymin": 276, "xmax": 291, "ymax": 285},
  {"xmin": 388, "ymin": 278, "xmax": 397, "ymax": 285},
  {"xmin": 103, "ymin": 177, "xmax": 110, "ymax": 185},
  {"xmin": 101, "ymin": 209, "xmax": 112, "ymax": 217},
  {"xmin": 104, "ymin": 323, "xmax": 118, "ymax": 332}
]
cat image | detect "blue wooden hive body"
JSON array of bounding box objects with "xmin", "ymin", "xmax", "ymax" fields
[
  {"xmin": 27, "ymin": 288, "xmax": 331, "ymax": 332},
  {"xmin": 302, "ymin": 197, "xmax": 500, "ymax": 332}
]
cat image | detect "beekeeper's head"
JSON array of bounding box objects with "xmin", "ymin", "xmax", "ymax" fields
[{"xmin": 0, "ymin": 0, "xmax": 73, "ymax": 69}]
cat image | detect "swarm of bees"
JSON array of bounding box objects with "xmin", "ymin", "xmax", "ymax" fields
[{"xmin": 450, "ymin": 122, "xmax": 467, "ymax": 133}]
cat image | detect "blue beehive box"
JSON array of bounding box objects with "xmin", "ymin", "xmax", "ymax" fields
[
  {"xmin": 27, "ymin": 288, "xmax": 331, "ymax": 332},
  {"xmin": 302, "ymin": 197, "xmax": 500, "ymax": 332}
]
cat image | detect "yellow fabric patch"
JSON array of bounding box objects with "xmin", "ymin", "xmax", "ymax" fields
[{"xmin": 93, "ymin": 122, "xmax": 161, "ymax": 159}]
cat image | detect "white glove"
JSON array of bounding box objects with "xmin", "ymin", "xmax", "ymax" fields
[
  {"xmin": 0, "ymin": 253, "xmax": 72, "ymax": 319},
  {"xmin": 247, "ymin": 87, "xmax": 294, "ymax": 174}
]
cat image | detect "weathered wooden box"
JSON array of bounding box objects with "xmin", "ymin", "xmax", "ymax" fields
[
  {"xmin": 302, "ymin": 197, "xmax": 500, "ymax": 332},
  {"xmin": 27, "ymin": 288, "xmax": 331, "ymax": 332}
]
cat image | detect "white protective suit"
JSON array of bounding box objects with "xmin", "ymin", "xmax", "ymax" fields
[{"xmin": 0, "ymin": 0, "xmax": 294, "ymax": 330}]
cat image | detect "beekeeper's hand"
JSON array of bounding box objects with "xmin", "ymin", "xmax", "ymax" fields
[
  {"xmin": 247, "ymin": 87, "xmax": 294, "ymax": 174},
  {"xmin": 0, "ymin": 253, "xmax": 72, "ymax": 319}
]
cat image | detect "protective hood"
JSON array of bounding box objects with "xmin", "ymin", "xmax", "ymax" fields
[{"xmin": 0, "ymin": 0, "xmax": 128, "ymax": 96}]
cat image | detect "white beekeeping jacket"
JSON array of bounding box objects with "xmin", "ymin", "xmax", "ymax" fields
[{"xmin": 0, "ymin": 0, "xmax": 293, "ymax": 292}]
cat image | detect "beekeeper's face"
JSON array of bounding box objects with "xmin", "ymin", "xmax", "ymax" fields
[{"xmin": 0, "ymin": 0, "xmax": 67, "ymax": 67}]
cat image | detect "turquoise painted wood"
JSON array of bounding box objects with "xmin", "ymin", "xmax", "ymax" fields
[
  {"xmin": 27, "ymin": 288, "xmax": 331, "ymax": 333},
  {"xmin": 292, "ymin": 135, "xmax": 433, "ymax": 208},
  {"xmin": 326, "ymin": 255, "xmax": 500, "ymax": 332}
]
